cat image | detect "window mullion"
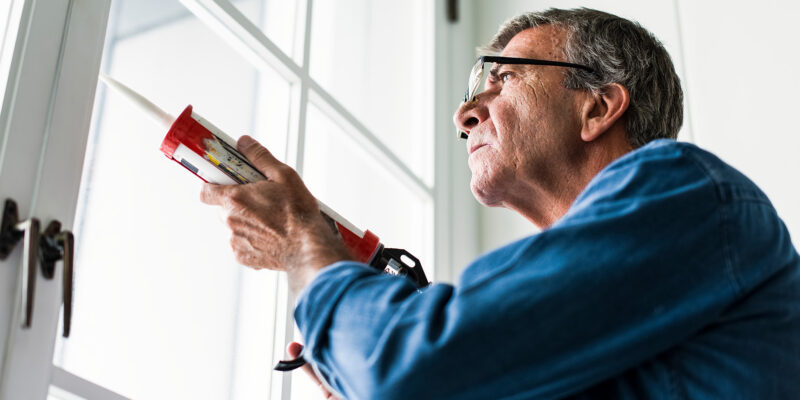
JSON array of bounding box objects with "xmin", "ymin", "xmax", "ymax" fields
[
  {"xmin": 285, "ymin": 0, "xmax": 313, "ymax": 175},
  {"xmin": 280, "ymin": 0, "xmax": 314, "ymax": 399}
]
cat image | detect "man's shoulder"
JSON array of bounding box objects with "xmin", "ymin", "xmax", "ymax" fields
[
  {"xmin": 567, "ymin": 140, "xmax": 714, "ymax": 215},
  {"xmin": 606, "ymin": 139, "xmax": 729, "ymax": 180},
  {"xmin": 576, "ymin": 139, "xmax": 769, "ymax": 209}
]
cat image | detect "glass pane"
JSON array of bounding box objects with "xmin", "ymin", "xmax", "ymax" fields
[
  {"xmin": 0, "ymin": 0, "xmax": 14, "ymax": 42},
  {"xmin": 53, "ymin": 0, "xmax": 292, "ymax": 398},
  {"xmin": 310, "ymin": 0, "xmax": 433, "ymax": 183},
  {"xmin": 302, "ymin": 104, "xmax": 433, "ymax": 279},
  {"xmin": 0, "ymin": 0, "xmax": 22, "ymax": 109},
  {"xmin": 230, "ymin": 0, "xmax": 298, "ymax": 59}
]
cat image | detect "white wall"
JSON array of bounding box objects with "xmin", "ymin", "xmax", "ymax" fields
[
  {"xmin": 678, "ymin": 1, "xmax": 800, "ymax": 241},
  {"xmin": 463, "ymin": 0, "xmax": 800, "ymax": 256}
]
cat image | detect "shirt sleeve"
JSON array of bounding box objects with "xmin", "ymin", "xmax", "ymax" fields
[{"xmin": 293, "ymin": 142, "xmax": 791, "ymax": 399}]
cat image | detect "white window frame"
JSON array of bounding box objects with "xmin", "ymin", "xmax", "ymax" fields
[{"xmin": 0, "ymin": 0, "xmax": 113, "ymax": 398}]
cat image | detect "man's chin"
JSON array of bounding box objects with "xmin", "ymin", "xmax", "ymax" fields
[{"xmin": 470, "ymin": 181, "xmax": 503, "ymax": 207}]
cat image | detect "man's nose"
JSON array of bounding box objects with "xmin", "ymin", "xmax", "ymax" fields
[{"xmin": 453, "ymin": 97, "xmax": 489, "ymax": 137}]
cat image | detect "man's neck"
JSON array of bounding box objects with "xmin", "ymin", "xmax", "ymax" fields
[{"xmin": 507, "ymin": 134, "xmax": 633, "ymax": 229}]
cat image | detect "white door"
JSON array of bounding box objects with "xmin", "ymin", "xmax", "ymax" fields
[
  {"xmin": 0, "ymin": 0, "xmax": 112, "ymax": 398},
  {"xmin": 0, "ymin": 0, "xmax": 459, "ymax": 399}
]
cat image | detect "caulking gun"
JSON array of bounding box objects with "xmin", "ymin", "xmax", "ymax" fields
[{"xmin": 98, "ymin": 74, "xmax": 429, "ymax": 371}]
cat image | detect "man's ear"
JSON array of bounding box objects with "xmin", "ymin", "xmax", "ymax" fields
[{"xmin": 579, "ymin": 83, "xmax": 630, "ymax": 142}]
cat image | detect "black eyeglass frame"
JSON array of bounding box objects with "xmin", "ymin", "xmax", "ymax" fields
[{"xmin": 458, "ymin": 56, "xmax": 595, "ymax": 139}]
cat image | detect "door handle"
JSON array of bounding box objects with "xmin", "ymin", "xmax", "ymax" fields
[
  {"xmin": 40, "ymin": 220, "xmax": 75, "ymax": 337},
  {"xmin": 1, "ymin": 199, "xmax": 42, "ymax": 328},
  {"xmin": 2, "ymin": 199, "xmax": 76, "ymax": 336}
]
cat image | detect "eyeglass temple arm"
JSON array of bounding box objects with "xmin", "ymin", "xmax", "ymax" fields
[{"xmin": 479, "ymin": 56, "xmax": 594, "ymax": 73}]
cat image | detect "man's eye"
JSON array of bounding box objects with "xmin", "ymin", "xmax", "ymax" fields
[{"xmin": 500, "ymin": 73, "xmax": 511, "ymax": 83}]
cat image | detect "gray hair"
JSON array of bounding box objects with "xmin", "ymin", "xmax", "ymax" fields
[{"xmin": 483, "ymin": 8, "xmax": 683, "ymax": 148}]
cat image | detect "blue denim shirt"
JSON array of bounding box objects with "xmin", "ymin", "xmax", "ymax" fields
[{"xmin": 295, "ymin": 140, "xmax": 800, "ymax": 399}]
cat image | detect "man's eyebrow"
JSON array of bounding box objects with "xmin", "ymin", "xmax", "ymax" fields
[
  {"xmin": 488, "ymin": 64, "xmax": 505, "ymax": 79},
  {"xmin": 488, "ymin": 66, "xmax": 499, "ymax": 80},
  {"xmin": 488, "ymin": 63, "xmax": 520, "ymax": 80}
]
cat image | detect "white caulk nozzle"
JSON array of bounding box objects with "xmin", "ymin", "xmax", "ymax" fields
[{"xmin": 98, "ymin": 73, "xmax": 175, "ymax": 129}]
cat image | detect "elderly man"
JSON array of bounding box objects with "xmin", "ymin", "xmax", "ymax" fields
[{"xmin": 201, "ymin": 8, "xmax": 800, "ymax": 399}]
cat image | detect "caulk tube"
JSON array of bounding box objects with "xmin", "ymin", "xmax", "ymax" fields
[{"xmin": 160, "ymin": 105, "xmax": 383, "ymax": 265}]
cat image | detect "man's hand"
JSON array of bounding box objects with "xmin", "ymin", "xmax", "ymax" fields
[
  {"xmin": 199, "ymin": 135, "xmax": 351, "ymax": 293},
  {"xmin": 287, "ymin": 342, "xmax": 339, "ymax": 399}
]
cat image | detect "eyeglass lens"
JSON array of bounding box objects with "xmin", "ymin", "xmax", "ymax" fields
[
  {"xmin": 458, "ymin": 59, "xmax": 485, "ymax": 139},
  {"xmin": 465, "ymin": 59, "xmax": 485, "ymax": 102}
]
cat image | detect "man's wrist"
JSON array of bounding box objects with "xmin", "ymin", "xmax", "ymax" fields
[
  {"xmin": 286, "ymin": 264, "xmax": 324, "ymax": 295},
  {"xmin": 285, "ymin": 254, "xmax": 348, "ymax": 295},
  {"xmin": 286, "ymin": 221, "xmax": 352, "ymax": 295}
]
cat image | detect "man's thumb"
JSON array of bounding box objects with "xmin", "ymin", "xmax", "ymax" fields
[
  {"xmin": 237, "ymin": 135, "xmax": 280, "ymax": 175},
  {"xmin": 238, "ymin": 134, "xmax": 256, "ymax": 149}
]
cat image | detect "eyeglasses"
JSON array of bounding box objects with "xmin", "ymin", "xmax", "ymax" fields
[{"xmin": 457, "ymin": 56, "xmax": 594, "ymax": 139}]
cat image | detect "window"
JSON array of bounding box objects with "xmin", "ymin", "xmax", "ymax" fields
[{"xmin": 50, "ymin": 0, "xmax": 434, "ymax": 398}]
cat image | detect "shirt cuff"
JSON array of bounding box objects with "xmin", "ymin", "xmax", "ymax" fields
[{"xmin": 294, "ymin": 261, "xmax": 380, "ymax": 361}]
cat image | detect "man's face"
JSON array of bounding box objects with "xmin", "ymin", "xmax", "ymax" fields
[{"xmin": 453, "ymin": 26, "xmax": 585, "ymax": 208}]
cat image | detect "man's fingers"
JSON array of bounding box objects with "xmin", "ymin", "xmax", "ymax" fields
[
  {"xmin": 200, "ymin": 182, "xmax": 237, "ymax": 206},
  {"xmin": 287, "ymin": 341, "xmax": 304, "ymax": 358},
  {"xmin": 237, "ymin": 135, "xmax": 282, "ymax": 177}
]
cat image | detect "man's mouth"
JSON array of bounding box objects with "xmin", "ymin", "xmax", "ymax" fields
[{"xmin": 469, "ymin": 143, "xmax": 489, "ymax": 155}]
